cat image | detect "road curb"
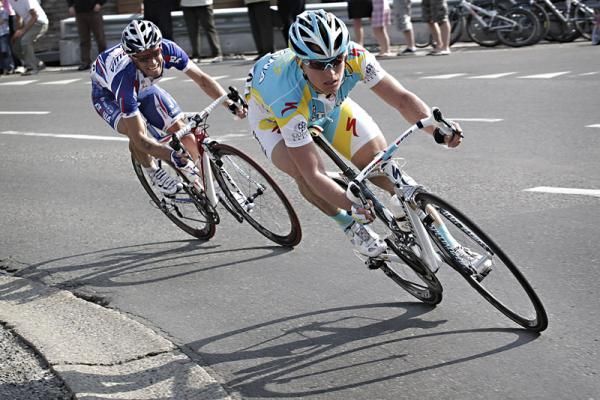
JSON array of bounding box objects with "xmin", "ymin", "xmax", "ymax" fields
[{"xmin": 0, "ymin": 274, "xmax": 232, "ymax": 399}]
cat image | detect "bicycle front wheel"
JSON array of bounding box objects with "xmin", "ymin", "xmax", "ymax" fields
[
  {"xmin": 573, "ymin": 4, "xmax": 595, "ymax": 40},
  {"xmin": 132, "ymin": 157, "xmax": 216, "ymax": 240},
  {"xmin": 210, "ymin": 143, "xmax": 302, "ymax": 247},
  {"xmin": 415, "ymin": 192, "xmax": 548, "ymax": 332}
]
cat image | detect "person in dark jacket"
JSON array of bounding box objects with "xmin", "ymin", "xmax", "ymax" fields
[
  {"xmin": 143, "ymin": 0, "xmax": 176, "ymax": 41},
  {"xmin": 67, "ymin": 0, "xmax": 106, "ymax": 70},
  {"xmin": 276, "ymin": 0, "xmax": 304, "ymax": 43}
]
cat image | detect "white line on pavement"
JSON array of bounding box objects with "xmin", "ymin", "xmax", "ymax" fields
[
  {"xmin": 467, "ymin": 72, "xmax": 517, "ymax": 79},
  {"xmin": 420, "ymin": 73, "xmax": 467, "ymax": 79},
  {"xmin": 524, "ymin": 186, "xmax": 600, "ymax": 197},
  {"xmin": 579, "ymin": 72, "xmax": 599, "ymax": 76},
  {"xmin": 0, "ymin": 80, "xmax": 37, "ymax": 85},
  {"xmin": 0, "ymin": 131, "xmax": 127, "ymax": 141},
  {"xmin": 518, "ymin": 71, "xmax": 570, "ymax": 79},
  {"xmin": 40, "ymin": 79, "xmax": 82, "ymax": 85},
  {"xmin": 0, "ymin": 111, "xmax": 50, "ymax": 115},
  {"xmin": 585, "ymin": 124, "xmax": 600, "ymax": 128},
  {"xmin": 451, "ymin": 118, "xmax": 503, "ymax": 122}
]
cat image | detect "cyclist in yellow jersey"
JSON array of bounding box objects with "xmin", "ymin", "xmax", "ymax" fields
[{"xmin": 246, "ymin": 10, "xmax": 462, "ymax": 257}]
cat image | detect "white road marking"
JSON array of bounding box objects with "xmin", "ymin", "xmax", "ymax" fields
[
  {"xmin": 467, "ymin": 72, "xmax": 517, "ymax": 79},
  {"xmin": 0, "ymin": 111, "xmax": 50, "ymax": 115},
  {"xmin": 40, "ymin": 79, "xmax": 81, "ymax": 85},
  {"xmin": 518, "ymin": 71, "xmax": 570, "ymax": 79},
  {"xmin": 0, "ymin": 131, "xmax": 127, "ymax": 141},
  {"xmin": 579, "ymin": 72, "xmax": 599, "ymax": 76},
  {"xmin": 585, "ymin": 124, "xmax": 600, "ymax": 128},
  {"xmin": 420, "ymin": 73, "xmax": 467, "ymax": 79},
  {"xmin": 232, "ymin": 77, "xmax": 248, "ymax": 81},
  {"xmin": 159, "ymin": 77, "xmax": 177, "ymax": 82},
  {"xmin": 524, "ymin": 186, "xmax": 600, "ymax": 198},
  {"xmin": 451, "ymin": 118, "xmax": 503, "ymax": 122},
  {"xmin": 0, "ymin": 80, "xmax": 37, "ymax": 85}
]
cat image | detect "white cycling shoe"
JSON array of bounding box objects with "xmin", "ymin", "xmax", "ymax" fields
[
  {"xmin": 345, "ymin": 221, "xmax": 387, "ymax": 257},
  {"xmin": 149, "ymin": 168, "xmax": 183, "ymax": 195},
  {"xmin": 454, "ymin": 245, "xmax": 493, "ymax": 277}
]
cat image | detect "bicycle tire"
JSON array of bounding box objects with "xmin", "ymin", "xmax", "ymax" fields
[
  {"xmin": 573, "ymin": 4, "xmax": 595, "ymax": 40},
  {"xmin": 449, "ymin": 9, "xmax": 465, "ymax": 45},
  {"xmin": 132, "ymin": 157, "xmax": 216, "ymax": 240},
  {"xmin": 545, "ymin": 2, "xmax": 580, "ymax": 42},
  {"xmin": 210, "ymin": 143, "xmax": 302, "ymax": 247},
  {"xmin": 496, "ymin": 7, "xmax": 541, "ymax": 47},
  {"xmin": 414, "ymin": 28, "xmax": 433, "ymax": 48},
  {"xmin": 466, "ymin": 14, "xmax": 501, "ymax": 47},
  {"xmin": 414, "ymin": 192, "xmax": 548, "ymax": 332}
]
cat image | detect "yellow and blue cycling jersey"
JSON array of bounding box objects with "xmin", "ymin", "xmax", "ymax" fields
[{"xmin": 246, "ymin": 42, "xmax": 387, "ymax": 160}]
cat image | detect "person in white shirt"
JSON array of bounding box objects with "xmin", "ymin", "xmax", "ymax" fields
[{"xmin": 8, "ymin": 0, "xmax": 47, "ymax": 75}]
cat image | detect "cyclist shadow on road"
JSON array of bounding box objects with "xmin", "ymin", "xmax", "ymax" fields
[
  {"xmin": 186, "ymin": 302, "xmax": 539, "ymax": 398},
  {"xmin": 1, "ymin": 240, "xmax": 292, "ymax": 303}
]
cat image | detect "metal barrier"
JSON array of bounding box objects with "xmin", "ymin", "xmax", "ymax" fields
[{"xmin": 59, "ymin": 1, "xmax": 436, "ymax": 66}]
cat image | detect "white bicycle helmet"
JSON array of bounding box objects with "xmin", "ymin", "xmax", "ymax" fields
[
  {"xmin": 121, "ymin": 19, "xmax": 162, "ymax": 55},
  {"xmin": 288, "ymin": 10, "xmax": 350, "ymax": 60}
]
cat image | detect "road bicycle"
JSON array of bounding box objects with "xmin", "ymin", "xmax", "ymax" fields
[
  {"xmin": 310, "ymin": 108, "xmax": 548, "ymax": 332},
  {"xmin": 435, "ymin": 0, "xmax": 542, "ymax": 47},
  {"xmin": 132, "ymin": 87, "xmax": 302, "ymax": 247},
  {"xmin": 535, "ymin": 0, "xmax": 597, "ymax": 41}
]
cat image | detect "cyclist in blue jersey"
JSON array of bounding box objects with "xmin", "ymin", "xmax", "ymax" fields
[
  {"xmin": 91, "ymin": 20, "xmax": 246, "ymax": 195},
  {"xmin": 246, "ymin": 10, "xmax": 464, "ymax": 258}
]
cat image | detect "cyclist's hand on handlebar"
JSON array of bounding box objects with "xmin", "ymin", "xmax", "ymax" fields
[
  {"xmin": 227, "ymin": 100, "xmax": 248, "ymax": 119},
  {"xmin": 434, "ymin": 120, "xmax": 463, "ymax": 148}
]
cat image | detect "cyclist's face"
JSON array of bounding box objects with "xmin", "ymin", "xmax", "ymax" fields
[
  {"xmin": 301, "ymin": 54, "xmax": 346, "ymax": 95},
  {"xmin": 131, "ymin": 46, "xmax": 163, "ymax": 78}
]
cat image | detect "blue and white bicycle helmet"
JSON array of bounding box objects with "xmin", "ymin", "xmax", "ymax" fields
[
  {"xmin": 121, "ymin": 19, "xmax": 162, "ymax": 55},
  {"xmin": 288, "ymin": 10, "xmax": 350, "ymax": 60}
]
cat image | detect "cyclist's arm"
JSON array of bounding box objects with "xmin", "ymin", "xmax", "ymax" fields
[
  {"xmin": 371, "ymin": 75, "xmax": 436, "ymax": 135},
  {"xmin": 120, "ymin": 113, "xmax": 173, "ymax": 161},
  {"xmin": 184, "ymin": 63, "xmax": 234, "ymax": 109}
]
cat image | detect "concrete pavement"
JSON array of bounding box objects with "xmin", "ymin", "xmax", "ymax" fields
[{"xmin": 0, "ymin": 273, "xmax": 232, "ymax": 399}]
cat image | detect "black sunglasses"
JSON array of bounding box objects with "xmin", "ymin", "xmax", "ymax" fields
[{"xmin": 303, "ymin": 54, "xmax": 346, "ymax": 71}]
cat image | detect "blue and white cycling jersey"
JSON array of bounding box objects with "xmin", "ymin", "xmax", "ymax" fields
[
  {"xmin": 91, "ymin": 39, "xmax": 190, "ymax": 119},
  {"xmin": 246, "ymin": 42, "xmax": 386, "ymax": 158}
]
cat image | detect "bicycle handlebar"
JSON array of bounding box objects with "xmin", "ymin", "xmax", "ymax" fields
[{"xmin": 354, "ymin": 107, "xmax": 457, "ymax": 183}]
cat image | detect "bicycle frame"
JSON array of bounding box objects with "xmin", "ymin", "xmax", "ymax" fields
[
  {"xmin": 458, "ymin": 0, "xmax": 520, "ymax": 30},
  {"xmin": 311, "ymin": 109, "xmax": 453, "ymax": 273}
]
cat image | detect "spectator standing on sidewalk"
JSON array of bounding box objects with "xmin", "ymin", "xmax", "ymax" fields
[
  {"xmin": 143, "ymin": 0, "xmax": 175, "ymax": 40},
  {"xmin": 245, "ymin": 0, "xmax": 273, "ymax": 60},
  {"xmin": 372, "ymin": 0, "xmax": 393, "ymax": 57},
  {"xmin": 347, "ymin": 0, "xmax": 372, "ymax": 46},
  {"xmin": 276, "ymin": 0, "xmax": 305, "ymax": 43},
  {"xmin": 0, "ymin": 1, "xmax": 14, "ymax": 74},
  {"xmin": 0, "ymin": 0, "xmax": 15, "ymax": 74},
  {"xmin": 181, "ymin": 0, "xmax": 222, "ymax": 62},
  {"xmin": 8, "ymin": 0, "xmax": 47, "ymax": 75},
  {"xmin": 393, "ymin": 0, "xmax": 416, "ymax": 55},
  {"xmin": 67, "ymin": 0, "xmax": 107, "ymax": 71},
  {"xmin": 422, "ymin": 0, "xmax": 451, "ymax": 55}
]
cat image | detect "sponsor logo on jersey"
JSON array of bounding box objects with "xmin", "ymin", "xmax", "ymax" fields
[
  {"xmin": 281, "ymin": 101, "xmax": 298, "ymax": 115},
  {"xmin": 346, "ymin": 117, "xmax": 359, "ymax": 137},
  {"xmin": 258, "ymin": 53, "xmax": 280, "ymax": 84},
  {"xmin": 292, "ymin": 121, "xmax": 308, "ymax": 142}
]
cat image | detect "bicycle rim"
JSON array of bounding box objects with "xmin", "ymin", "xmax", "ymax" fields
[
  {"xmin": 132, "ymin": 157, "xmax": 216, "ymax": 240},
  {"xmin": 497, "ymin": 7, "xmax": 541, "ymax": 47},
  {"xmin": 466, "ymin": 15, "xmax": 500, "ymax": 46},
  {"xmin": 573, "ymin": 5, "xmax": 594, "ymax": 40},
  {"xmin": 449, "ymin": 10, "xmax": 465, "ymax": 45},
  {"xmin": 378, "ymin": 238, "xmax": 444, "ymax": 305},
  {"xmin": 211, "ymin": 143, "xmax": 302, "ymax": 247},
  {"xmin": 415, "ymin": 193, "xmax": 548, "ymax": 332}
]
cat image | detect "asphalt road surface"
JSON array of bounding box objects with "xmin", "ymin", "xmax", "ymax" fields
[{"xmin": 1, "ymin": 42, "xmax": 599, "ymax": 399}]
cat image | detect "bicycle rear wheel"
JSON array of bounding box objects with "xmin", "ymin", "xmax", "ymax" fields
[
  {"xmin": 497, "ymin": 7, "xmax": 541, "ymax": 47},
  {"xmin": 210, "ymin": 143, "xmax": 302, "ymax": 247},
  {"xmin": 414, "ymin": 192, "xmax": 548, "ymax": 332},
  {"xmin": 573, "ymin": 4, "xmax": 595, "ymax": 40},
  {"xmin": 132, "ymin": 157, "xmax": 216, "ymax": 240}
]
